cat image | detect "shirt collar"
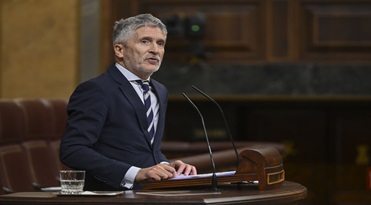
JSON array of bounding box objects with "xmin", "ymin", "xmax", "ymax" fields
[{"xmin": 115, "ymin": 62, "xmax": 150, "ymax": 82}]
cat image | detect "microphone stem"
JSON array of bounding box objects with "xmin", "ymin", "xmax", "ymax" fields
[
  {"xmin": 192, "ymin": 85, "xmax": 240, "ymax": 167},
  {"xmin": 182, "ymin": 93, "xmax": 219, "ymax": 191},
  {"xmin": 208, "ymin": 145, "xmax": 218, "ymax": 191}
]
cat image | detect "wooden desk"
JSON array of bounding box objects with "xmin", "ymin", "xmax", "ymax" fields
[{"xmin": 0, "ymin": 181, "xmax": 307, "ymax": 205}]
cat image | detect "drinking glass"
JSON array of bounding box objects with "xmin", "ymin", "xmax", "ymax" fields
[{"xmin": 59, "ymin": 170, "xmax": 85, "ymax": 194}]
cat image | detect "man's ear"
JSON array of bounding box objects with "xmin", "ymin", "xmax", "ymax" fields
[{"xmin": 114, "ymin": 44, "xmax": 124, "ymax": 58}]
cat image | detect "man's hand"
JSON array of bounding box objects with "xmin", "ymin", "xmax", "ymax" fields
[
  {"xmin": 135, "ymin": 163, "xmax": 176, "ymax": 182},
  {"xmin": 170, "ymin": 160, "xmax": 197, "ymax": 176},
  {"xmin": 135, "ymin": 160, "xmax": 197, "ymax": 182}
]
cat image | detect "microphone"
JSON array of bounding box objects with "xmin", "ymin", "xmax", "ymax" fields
[
  {"xmin": 191, "ymin": 85, "xmax": 240, "ymax": 167},
  {"xmin": 182, "ymin": 93, "xmax": 219, "ymax": 191}
]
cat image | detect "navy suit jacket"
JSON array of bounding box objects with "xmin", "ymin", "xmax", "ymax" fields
[{"xmin": 60, "ymin": 64, "xmax": 169, "ymax": 190}]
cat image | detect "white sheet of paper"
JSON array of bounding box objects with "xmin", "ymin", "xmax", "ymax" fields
[
  {"xmin": 169, "ymin": 171, "xmax": 236, "ymax": 180},
  {"xmin": 136, "ymin": 190, "xmax": 222, "ymax": 196}
]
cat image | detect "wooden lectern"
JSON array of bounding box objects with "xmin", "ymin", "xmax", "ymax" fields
[{"xmin": 143, "ymin": 146, "xmax": 285, "ymax": 190}]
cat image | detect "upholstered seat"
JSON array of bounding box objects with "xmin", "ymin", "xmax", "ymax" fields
[
  {"xmin": 0, "ymin": 100, "xmax": 35, "ymax": 193},
  {"xmin": 47, "ymin": 99, "xmax": 70, "ymax": 171},
  {"xmin": 15, "ymin": 99, "xmax": 60, "ymax": 187}
]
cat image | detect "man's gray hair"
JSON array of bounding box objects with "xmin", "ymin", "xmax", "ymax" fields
[{"xmin": 112, "ymin": 13, "xmax": 167, "ymax": 46}]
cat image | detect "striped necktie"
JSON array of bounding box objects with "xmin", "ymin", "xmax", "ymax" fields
[{"xmin": 136, "ymin": 80, "xmax": 155, "ymax": 143}]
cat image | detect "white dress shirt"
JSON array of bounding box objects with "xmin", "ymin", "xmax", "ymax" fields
[{"xmin": 115, "ymin": 63, "xmax": 160, "ymax": 189}]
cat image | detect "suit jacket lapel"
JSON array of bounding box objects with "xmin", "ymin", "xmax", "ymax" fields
[{"xmin": 107, "ymin": 65, "xmax": 153, "ymax": 146}]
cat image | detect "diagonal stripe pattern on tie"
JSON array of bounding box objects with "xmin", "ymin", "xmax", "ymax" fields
[{"xmin": 136, "ymin": 80, "xmax": 155, "ymax": 143}]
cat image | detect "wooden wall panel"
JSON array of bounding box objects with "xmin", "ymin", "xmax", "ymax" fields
[
  {"xmin": 298, "ymin": 0, "xmax": 371, "ymax": 61},
  {"xmin": 140, "ymin": 0, "xmax": 265, "ymax": 63},
  {"xmin": 329, "ymin": 109, "xmax": 371, "ymax": 192},
  {"xmin": 245, "ymin": 108, "xmax": 328, "ymax": 162},
  {"xmin": 102, "ymin": 0, "xmax": 371, "ymax": 70},
  {"xmin": 329, "ymin": 109, "xmax": 371, "ymax": 164},
  {"xmin": 269, "ymin": 0, "xmax": 289, "ymax": 60}
]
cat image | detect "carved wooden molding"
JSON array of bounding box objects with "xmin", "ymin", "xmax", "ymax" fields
[{"xmin": 102, "ymin": 0, "xmax": 371, "ymax": 65}]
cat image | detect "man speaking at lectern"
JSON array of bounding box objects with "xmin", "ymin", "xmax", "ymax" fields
[{"xmin": 60, "ymin": 14, "xmax": 197, "ymax": 191}]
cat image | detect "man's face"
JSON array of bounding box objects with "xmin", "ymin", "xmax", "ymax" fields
[{"xmin": 115, "ymin": 26, "xmax": 166, "ymax": 80}]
